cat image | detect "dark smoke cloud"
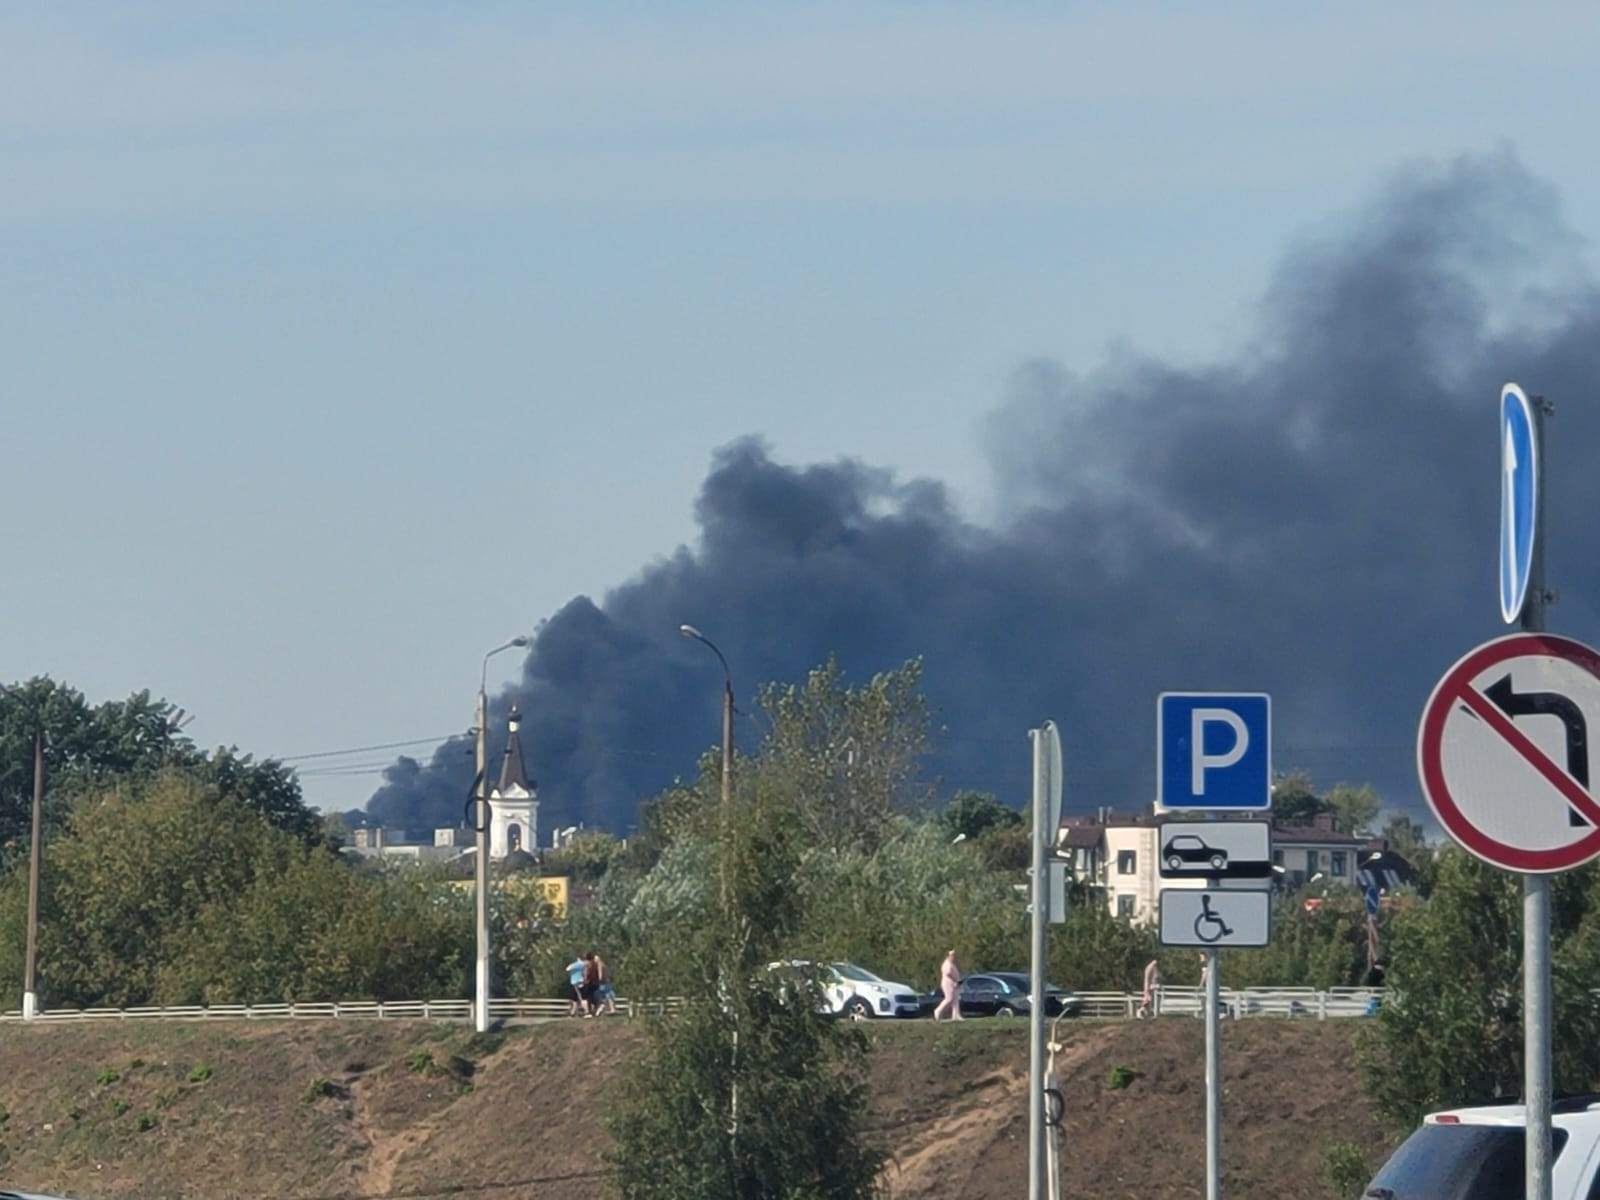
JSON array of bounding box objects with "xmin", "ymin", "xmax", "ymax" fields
[{"xmin": 366, "ymin": 152, "xmax": 1600, "ymax": 837}]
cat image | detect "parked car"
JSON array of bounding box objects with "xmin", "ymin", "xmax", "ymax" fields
[
  {"xmin": 1363, "ymin": 1094, "xmax": 1600, "ymax": 1199},
  {"xmin": 953, "ymin": 972, "xmax": 1081, "ymax": 1019},
  {"xmin": 767, "ymin": 960, "xmax": 924, "ymax": 1020}
]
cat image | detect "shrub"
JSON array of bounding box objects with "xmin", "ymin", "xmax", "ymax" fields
[
  {"xmin": 96, "ymin": 1067, "xmax": 119, "ymax": 1085},
  {"xmin": 1105, "ymin": 1064, "xmax": 1136, "ymax": 1090},
  {"xmin": 187, "ymin": 1062, "xmax": 212, "ymax": 1083},
  {"xmin": 1323, "ymin": 1138, "xmax": 1371, "ymax": 1197}
]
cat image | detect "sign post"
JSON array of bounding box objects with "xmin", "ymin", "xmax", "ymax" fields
[
  {"xmin": 1418, "ymin": 382, "xmax": 1556, "ymax": 1200},
  {"xmin": 1156, "ymin": 692, "xmax": 1272, "ymax": 1200},
  {"xmin": 1028, "ymin": 721, "xmax": 1063, "ymax": 1200}
]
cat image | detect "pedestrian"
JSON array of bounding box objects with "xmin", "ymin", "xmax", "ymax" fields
[
  {"xmin": 594, "ymin": 951, "xmax": 618, "ymax": 1016},
  {"xmin": 581, "ymin": 951, "xmax": 602, "ymax": 1017},
  {"xmin": 1137, "ymin": 957, "xmax": 1162, "ymax": 1019},
  {"xmin": 932, "ymin": 949, "xmax": 963, "ymax": 1021},
  {"xmin": 566, "ymin": 953, "xmax": 588, "ymax": 1017}
]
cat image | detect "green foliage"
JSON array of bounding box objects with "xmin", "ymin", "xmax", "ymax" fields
[
  {"xmin": 0, "ymin": 773, "xmax": 470, "ymax": 1009},
  {"xmin": 135, "ymin": 1110, "xmax": 160, "ymax": 1130},
  {"xmin": 1223, "ymin": 892, "xmax": 1373, "ymax": 990},
  {"xmin": 1357, "ymin": 850, "xmax": 1600, "ymax": 1134},
  {"xmin": 95, "ymin": 1068, "xmax": 119, "ymax": 1085},
  {"xmin": 605, "ymin": 960, "xmax": 886, "ymax": 1199},
  {"xmin": 186, "ymin": 1062, "xmax": 211, "ymax": 1083},
  {"xmin": 0, "ymin": 676, "xmax": 324, "ymax": 858},
  {"xmin": 756, "ymin": 656, "xmax": 933, "ymax": 853},
  {"xmin": 301, "ymin": 1077, "xmax": 336, "ymax": 1103},
  {"xmin": 938, "ymin": 791, "xmax": 1021, "ymax": 842},
  {"xmin": 407, "ymin": 1050, "xmax": 433, "ymax": 1073},
  {"xmin": 1321, "ymin": 783, "xmax": 1381, "ymax": 837},
  {"xmin": 604, "ymin": 712, "xmax": 888, "ymax": 1198},
  {"xmin": 108, "ymin": 1098, "xmax": 128, "ymax": 1116},
  {"xmin": 543, "ymin": 830, "xmax": 626, "ymax": 883},
  {"xmin": 1105, "ymin": 1064, "xmax": 1136, "ymax": 1090},
  {"xmin": 1049, "ymin": 900, "xmax": 1158, "ymax": 992},
  {"xmin": 1321, "ymin": 1138, "xmax": 1372, "ymax": 1197},
  {"xmin": 1380, "ymin": 812, "xmax": 1431, "ymax": 862}
]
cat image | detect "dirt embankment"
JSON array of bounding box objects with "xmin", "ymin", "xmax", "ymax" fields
[{"xmin": 0, "ymin": 1016, "xmax": 1392, "ymax": 1200}]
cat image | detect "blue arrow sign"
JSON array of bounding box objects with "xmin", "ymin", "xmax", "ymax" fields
[{"xmin": 1500, "ymin": 383, "xmax": 1538, "ymax": 625}]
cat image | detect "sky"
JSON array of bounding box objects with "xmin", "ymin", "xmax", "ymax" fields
[{"xmin": 8, "ymin": 3, "xmax": 1600, "ymax": 835}]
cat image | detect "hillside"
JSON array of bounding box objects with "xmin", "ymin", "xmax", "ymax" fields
[{"xmin": 0, "ymin": 1016, "xmax": 1394, "ymax": 1199}]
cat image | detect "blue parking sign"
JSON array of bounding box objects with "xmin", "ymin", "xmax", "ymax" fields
[{"xmin": 1157, "ymin": 693, "xmax": 1271, "ymax": 811}]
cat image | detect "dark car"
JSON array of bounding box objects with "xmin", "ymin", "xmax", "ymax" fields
[{"xmin": 955, "ymin": 972, "xmax": 1080, "ymax": 1018}]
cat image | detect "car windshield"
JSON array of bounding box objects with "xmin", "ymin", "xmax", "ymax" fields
[
  {"xmin": 830, "ymin": 963, "xmax": 882, "ymax": 984},
  {"xmin": 991, "ymin": 973, "xmax": 1066, "ymax": 993},
  {"xmin": 1364, "ymin": 1122, "xmax": 1566, "ymax": 1199}
]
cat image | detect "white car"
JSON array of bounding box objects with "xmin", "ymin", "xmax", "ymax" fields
[
  {"xmin": 768, "ymin": 960, "xmax": 924, "ymax": 1020},
  {"xmin": 1364, "ymin": 1094, "xmax": 1600, "ymax": 1199}
]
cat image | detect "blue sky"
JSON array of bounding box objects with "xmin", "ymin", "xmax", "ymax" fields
[{"xmin": 7, "ymin": 2, "xmax": 1600, "ymax": 817}]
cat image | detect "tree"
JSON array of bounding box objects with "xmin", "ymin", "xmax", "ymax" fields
[
  {"xmin": 1322, "ymin": 782, "xmax": 1381, "ymax": 837},
  {"xmin": 1380, "ymin": 812, "xmax": 1430, "ymax": 861},
  {"xmin": 1269, "ymin": 770, "xmax": 1324, "ymax": 824},
  {"xmin": 1356, "ymin": 850, "xmax": 1600, "ymax": 1134},
  {"xmin": 603, "ymin": 693, "xmax": 889, "ymax": 1198},
  {"xmin": 938, "ymin": 790, "xmax": 1021, "ymax": 842},
  {"xmin": 756, "ymin": 656, "xmax": 933, "ymax": 853},
  {"xmin": 0, "ymin": 676, "xmax": 326, "ymax": 854}
]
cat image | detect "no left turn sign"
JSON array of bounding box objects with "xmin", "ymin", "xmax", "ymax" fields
[{"xmin": 1418, "ymin": 633, "xmax": 1600, "ymax": 873}]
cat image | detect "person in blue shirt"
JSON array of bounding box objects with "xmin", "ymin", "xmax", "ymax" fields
[{"xmin": 566, "ymin": 954, "xmax": 589, "ymax": 1017}]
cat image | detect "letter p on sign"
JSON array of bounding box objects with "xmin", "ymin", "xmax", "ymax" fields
[{"xmin": 1158, "ymin": 693, "xmax": 1272, "ymax": 812}]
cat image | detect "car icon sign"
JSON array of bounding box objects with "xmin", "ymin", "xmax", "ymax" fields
[{"xmin": 1165, "ymin": 834, "xmax": 1227, "ymax": 872}]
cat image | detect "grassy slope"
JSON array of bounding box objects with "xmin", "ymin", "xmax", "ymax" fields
[{"xmin": 0, "ymin": 1017, "xmax": 1394, "ymax": 1200}]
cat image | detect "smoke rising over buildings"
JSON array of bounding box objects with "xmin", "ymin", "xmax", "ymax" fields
[{"xmin": 366, "ymin": 153, "xmax": 1600, "ymax": 837}]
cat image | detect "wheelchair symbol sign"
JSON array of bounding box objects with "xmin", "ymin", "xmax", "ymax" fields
[{"xmin": 1158, "ymin": 889, "xmax": 1271, "ymax": 948}]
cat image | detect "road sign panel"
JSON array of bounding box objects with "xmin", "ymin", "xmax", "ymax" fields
[
  {"xmin": 1158, "ymin": 888, "xmax": 1272, "ymax": 948},
  {"xmin": 1417, "ymin": 633, "xmax": 1600, "ymax": 873},
  {"xmin": 1157, "ymin": 693, "xmax": 1271, "ymax": 811},
  {"xmin": 1500, "ymin": 383, "xmax": 1539, "ymax": 625},
  {"xmin": 1158, "ymin": 820, "xmax": 1273, "ymax": 881}
]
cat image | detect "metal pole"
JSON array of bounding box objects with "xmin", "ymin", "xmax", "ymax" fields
[
  {"xmin": 1522, "ymin": 394, "xmax": 1552, "ymax": 1200},
  {"xmin": 1028, "ymin": 728, "xmax": 1048, "ymax": 1200},
  {"xmin": 474, "ymin": 680, "xmax": 491, "ymax": 1034},
  {"xmin": 1205, "ymin": 946, "xmax": 1221, "ymax": 1200},
  {"xmin": 23, "ymin": 730, "xmax": 43, "ymax": 1020}
]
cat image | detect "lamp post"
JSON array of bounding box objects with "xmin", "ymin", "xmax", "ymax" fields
[
  {"xmin": 679, "ymin": 624, "xmax": 733, "ymax": 898},
  {"xmin": 679, "ymin": 622, "xmax": 739, "ymax": 1172},
  {"xmin": 475, "ymin": 635, "xmax": 530, "ymax": 1034}
]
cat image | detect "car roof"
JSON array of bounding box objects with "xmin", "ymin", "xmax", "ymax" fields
[{"xmin": 1427, "ymin": 1095, "xmax": 1600, "ymax": 1128}]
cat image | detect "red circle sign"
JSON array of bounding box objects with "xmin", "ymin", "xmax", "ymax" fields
[{"xmin": 1418, "ymin": 633, "xmax": 1600, "ymax": 873}]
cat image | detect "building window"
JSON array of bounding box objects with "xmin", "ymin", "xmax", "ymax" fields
[
  {"xmin": 1305, "ymin": 850, "xmax": 1319, "ymax": 873},
  {"xmin": 1273, "ymin": 849, "xmax": 1284, "ymax": 866},
  {"xmin": 1117, "ymin": 895, "xmax": 1135, "ymax": 918},
  {"xmin": 1331, "ymin": 852, "xmax": 1346, "ymax": 877},
  {"xmin": 1117, "ymin": 850, "xmax": 1137, "ymax": 875}
]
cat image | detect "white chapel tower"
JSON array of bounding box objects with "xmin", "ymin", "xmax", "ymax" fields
[{"xmin": 489, "ymin": 705, "xmax": 539, "ymax": 859}]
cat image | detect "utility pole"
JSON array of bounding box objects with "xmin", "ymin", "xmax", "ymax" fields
[
  {"xmin": 475, "ymin": 636, "xmax": 530, "ymax": 1035},
  {"xmin": 23, "ymin": 730, "xmax": 43, "ymax": 1020}
]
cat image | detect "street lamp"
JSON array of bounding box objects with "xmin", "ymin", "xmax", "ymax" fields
[
  {"xmin": 474, "ymin": 634, "xmax": 530, "ymax": 1034},
  {"xmin": 679, "ymin": 622, "xmax": 740, "ymax": 1165},
  {"xmin": 678, "ymin": 624, "xmax": 733, "ymax": 823}
]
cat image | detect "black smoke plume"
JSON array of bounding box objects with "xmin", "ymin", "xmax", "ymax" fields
[{"xmin": 366, "ymin": 153, "xmax": 1600, "ymax": 836}]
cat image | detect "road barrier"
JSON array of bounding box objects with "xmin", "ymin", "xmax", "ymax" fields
[{"xmin": 1, "ymin": 990, "xmax": 1368, "ymax": 1024}]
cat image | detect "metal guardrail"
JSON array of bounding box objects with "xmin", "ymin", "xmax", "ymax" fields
[
  {"xmin": 0, "ymin": 990, "xmax": 1366, "ymax": 1025},
  {"xmin": 1072, "ymin": 986, "xmax": 1381, "ymax": 1020}
]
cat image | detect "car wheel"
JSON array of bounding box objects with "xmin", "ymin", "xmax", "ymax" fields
[
  {"xmin": 1209, "ymin": 853, "xmax": 1227, "ymax": 870},
  {"xmin": 994, "ymin": 1004, "xmax": 1018, "ymax": 1018},
  {"xmin": 845, "ymin": 997, "xmax": 873, "ymax": 1021},
  {"xmin": 1166, "ymin": 854, "xmax": 1182, "ymax": 871}
]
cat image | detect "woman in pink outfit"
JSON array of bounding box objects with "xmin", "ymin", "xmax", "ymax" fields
[{"xmin": 932, "ymin": 949, "xmax": 963, "ymax": 1021}]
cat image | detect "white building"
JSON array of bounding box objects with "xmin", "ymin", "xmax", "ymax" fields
[
  {"xmin": 488, "ymin": 705, "xmax": 539, "ymax": 860},
  {"xmin": 1059, "ymin": 810, "xmax": 1376, "ymax": 922}
]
